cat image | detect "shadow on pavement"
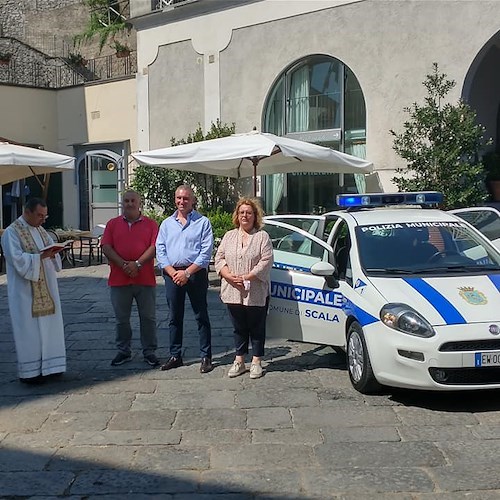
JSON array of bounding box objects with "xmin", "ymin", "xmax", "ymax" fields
[
  {"xmin": 0, "ymin": 446, "xmax": 298, "ymax": 498},
  {"xmin": 389, "ymin": 387, "xmax": 500, "ymax": 412},
  {"xmin": 0, "ymin": 272, "xmax": 235, "ymax": 403}
]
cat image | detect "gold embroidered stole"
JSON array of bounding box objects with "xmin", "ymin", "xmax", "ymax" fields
[{"xmin": 12, "ymin": 219, "xmax": 55, "ymax": 317}]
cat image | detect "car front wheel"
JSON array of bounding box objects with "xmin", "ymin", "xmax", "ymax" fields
[{"xmin": 347, "ymin": 321, "xmax": 381, "ymax": 394}]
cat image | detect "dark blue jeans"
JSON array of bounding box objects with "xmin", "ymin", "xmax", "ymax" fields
[{"xmin": 164, "ymin": 269, "xmax": 212, "ymax": 359}]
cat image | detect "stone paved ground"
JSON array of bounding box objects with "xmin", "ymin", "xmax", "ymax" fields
[{"xmin": 1, "ymin": 263, "xmax": 500, "ymax": 498}]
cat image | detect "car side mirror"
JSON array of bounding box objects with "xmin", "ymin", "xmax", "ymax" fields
[{"xmin": 311, "ymin": 261, "xmax": 339, "ymax": 289}]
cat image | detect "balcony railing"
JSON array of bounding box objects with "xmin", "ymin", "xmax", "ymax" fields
[
  {"xmin": 153, "ymin": 0, "xmax": 199, "ymax": 11},
  {"xmin": 0, "ymin": 51, "xmax": 137, "ymax": 89},
  {"xmin": 85, "ymin": 51, "xmax": 137, "ymax": 82}
]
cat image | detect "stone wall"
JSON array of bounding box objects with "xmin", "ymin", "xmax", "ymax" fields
[
  {"xmin": 0, "ymin": 0, "xmax": 135, "ymax": 60},
  {"xmin": 0, "ymin": 37, "xmax": 85, "ymax": 88},
  {"xmin": 0, "ymin": 0, "xmax": 87, "ymax": 56},
  {"xmin": 0, "ymin": 0, "xmax": 137, "ymax": 87}
]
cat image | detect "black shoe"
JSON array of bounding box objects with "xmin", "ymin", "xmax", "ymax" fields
[
  {"xmin": 200, "ymin": 357, "xmax": 213, "ymax": 373},
  {"xmin": 19, "ymin": 375, "xmax": 45, "ymax": 385},
  {"xmin": 144, "ymin": 353, "xmax": 160, "ymax": 367},
  {"xmin": 111, "ymin": 352, "xmax": 132, "ymax": 366},
  {"xmin": 160, "ymin": 356, "xmax": 183, "ymax": 371}
]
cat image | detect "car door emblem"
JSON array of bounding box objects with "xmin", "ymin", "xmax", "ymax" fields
[
  {"xmin": 354, "ymin": 279, "xmax": 367, "ymax": 290},
  {"xmin": 458, "ymin": 286, "xmax": 488, "ymax": 305}
]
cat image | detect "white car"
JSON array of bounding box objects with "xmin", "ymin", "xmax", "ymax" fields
[
  {"xmin": 264, "ymin": 192, "xmax": 500, "ymax": 393},
  {"xmin": 449, "ymin": 206, "xmax": 500, "ymax": 251}
]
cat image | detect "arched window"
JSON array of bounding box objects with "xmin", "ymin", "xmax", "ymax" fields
[{"xmin": 262, "ymin": 55, "xmax": 366, "ymax": 214}]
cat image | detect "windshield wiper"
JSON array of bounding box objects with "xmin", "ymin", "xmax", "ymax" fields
[
  {"xmin": 364, "ymin": 268, "xmax": 414, "ymax": 274},
  {"xmin": 415, "ymin": 265, "xmax": 500, "ymax": 273}
]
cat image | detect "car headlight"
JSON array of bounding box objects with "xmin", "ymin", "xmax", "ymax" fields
[{"xmin": 380, "ymin": 303, "xmax": 435, "ymax": 338}]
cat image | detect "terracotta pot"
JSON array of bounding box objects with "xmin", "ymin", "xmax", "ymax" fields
[{"xmin": 488, "ymin": 180, "xmax": 500, "ymax": 201}]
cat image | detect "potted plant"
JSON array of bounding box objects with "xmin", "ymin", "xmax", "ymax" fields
[
  {"xmin": 0, "ymin": 52, "xmax": 12, "ymax": 65},
  {"xmin": 67, "ymin": 52, "xmax": 87, "ymax": 68},
  {"xmin": 483, "ymin": 151, "xmax": 500, "ymax": 201},
  {"xmin": 113, "ymin": 40, "xmax": 131, "ymax": 58}
]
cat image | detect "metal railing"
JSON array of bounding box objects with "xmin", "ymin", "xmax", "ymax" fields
[
  {"xmin": 90, "ymin": 0, "xmax": 130, "ymax": 26},
  {"xmin": 0, "ymin": 51, "xmax": 137, "ymax": 89},
  {"xmin": 86, "ymin": 51, "xmax": 137, "ymax": 82},
  {"xmin": 20, "ymin": 32, "xmax": 74, "ymax": 59},
  {"xmin": 153, "ymin": 0, "xmax": 199, "ymax": 11}
]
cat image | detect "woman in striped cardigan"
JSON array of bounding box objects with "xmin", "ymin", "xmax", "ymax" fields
[{"xmin": 215, "ymin": 198, "xmax": 273, "ymax": 379}]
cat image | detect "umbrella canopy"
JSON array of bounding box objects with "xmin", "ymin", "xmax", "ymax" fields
[
  {"xmin": 132, "ymin": 131, "xmax": 373, "ymax": 194},
  {"xmin": 0, "ymin": 142, "xmax": 75, "ymax": 186}
]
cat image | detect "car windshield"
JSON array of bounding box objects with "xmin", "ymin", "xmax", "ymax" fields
[{"xmin": 356, "ymin": 221, "xmax": 500, "ymax": 275}]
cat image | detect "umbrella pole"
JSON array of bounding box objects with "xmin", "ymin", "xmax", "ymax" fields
[
  {"xmin": 252, "ymin": 159, "xmax": 258, "ymax": 197},
  {"xmin": 42, "ymin": 173, "xmax": 51, "ymax": 200}
]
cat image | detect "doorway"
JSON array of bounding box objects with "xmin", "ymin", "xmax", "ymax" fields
[{"xmin": 77, "ymin": 149, "xmax": 125, "ymax": 230}]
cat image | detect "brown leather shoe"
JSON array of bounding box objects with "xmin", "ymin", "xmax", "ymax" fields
[
  {"xmin": 160, "ymin": 356, "xmax": 183, "ymax": 371},
  {"xmin": 200, "ymin": 357, "xmax": 213, "ymax": 373}
]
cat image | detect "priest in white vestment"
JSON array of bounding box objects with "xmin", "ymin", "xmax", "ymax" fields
[{"xmin": 1, "ymin": 197, "xmax": 66, "ymax": 383}]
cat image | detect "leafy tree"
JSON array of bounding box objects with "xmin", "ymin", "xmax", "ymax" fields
[
  {"xmin": 131, "ymin": 120, "xmax": 238, "ymax": 213},
  {"xmin": 75, "ymin": 0, "xmax": 131, "ymax": 52},
  {"xmin": 391, "ymin": 63, "xmax": 488, "ymax": 209}
]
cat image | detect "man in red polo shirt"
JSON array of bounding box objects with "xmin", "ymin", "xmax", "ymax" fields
[{"xmin": 101, "ymin": 190, "xmax": 160, "ymax": 367}]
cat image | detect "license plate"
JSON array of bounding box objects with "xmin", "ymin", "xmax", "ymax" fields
[{"xmin": 475, "ymin": 352, "xmax": 500, "ymax": 367}]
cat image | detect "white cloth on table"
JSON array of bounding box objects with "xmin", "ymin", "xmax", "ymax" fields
[{"xmin": 1, "ymin": 216, "xmax": 66, "ymax": 378}]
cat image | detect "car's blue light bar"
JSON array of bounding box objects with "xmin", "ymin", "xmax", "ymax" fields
[{"xmin": 336, "ymin": 192, "xmax": 443, "ymax": 208}]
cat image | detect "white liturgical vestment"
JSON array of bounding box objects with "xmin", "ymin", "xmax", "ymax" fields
[{"xmin": 1, "ymin": 216, "xmax": 66, "ymax": 378}]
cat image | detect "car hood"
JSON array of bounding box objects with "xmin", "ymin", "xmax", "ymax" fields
[{"xmin": 369, "ymin": 274, "xmax": 500, "ymax": 326}]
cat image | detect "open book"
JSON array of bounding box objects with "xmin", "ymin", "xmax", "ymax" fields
[{"xmin": 39, "ymin": 240, "xmax": 74, "ymax": 252}]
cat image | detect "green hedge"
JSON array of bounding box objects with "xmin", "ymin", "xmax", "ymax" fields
[{"xmin": 143, "ymin": 208, "xmax": 234, "ymax": 239}]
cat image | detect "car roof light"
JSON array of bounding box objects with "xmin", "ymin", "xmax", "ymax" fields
[{"xmin": 336, "ymin": 192, "xmax": 443, "ymax": 209}]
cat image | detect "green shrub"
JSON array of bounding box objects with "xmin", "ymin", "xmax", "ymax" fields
[
  {"xmin": 483, "ymin": 152, "xmax": 500, "ymax": 181},
  {"xmin": 143, "ymin": 209, "xmax": 167, "ymax": 226},
  {"xmin": 391, "ymin": 63, "xmax": 488, "ymax": 209},
  {"xmin": 205, "ymin": 208, "xmax": 233, "ymax": 239},
  {"xmin": 143, "ymin": 207, "xmax": 232, "ymax": 261}
]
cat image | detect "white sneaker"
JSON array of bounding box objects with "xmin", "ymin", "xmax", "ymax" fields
[
  {"xmin": 249, "ymin": 363, "xmax": 263, "ymax": 379},
  {"xmin": 228, "ymin": 360, "xmax": 247, "ymax": 378}
]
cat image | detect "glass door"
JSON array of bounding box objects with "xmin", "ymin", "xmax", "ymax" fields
[{"xmin": 85, "ymin": 150, "xmax": 123, "ymax": 228}]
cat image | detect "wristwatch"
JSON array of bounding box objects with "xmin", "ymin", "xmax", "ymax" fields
[
  {"xmin": 184, "ymin": 269, "xmax": 191, "ymax": 279},
  {"xmin": 135, "ymin": 260, "xmax": 142, "ymax": 269}
]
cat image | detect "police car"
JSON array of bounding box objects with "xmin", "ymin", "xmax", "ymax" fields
[{"xmin": 263, "ymin": 192, "xmax": 500, "ymax": 393}]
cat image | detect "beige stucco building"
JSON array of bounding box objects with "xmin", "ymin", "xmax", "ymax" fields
[
  {"xmin": 1, "ymin": 0, "xmax": 500, "ymax": 226},
  {"xmin": 130, "ymin": 0, "xmax": 500, "ymax": 214},
  {"xmin": 0, "ymin": 78, "xmax": 136, "ymax": 229}
]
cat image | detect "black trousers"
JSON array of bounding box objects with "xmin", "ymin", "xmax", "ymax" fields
[{"xmin": 227, "ymin": 298, "xmax": 269, "ymax": 357}]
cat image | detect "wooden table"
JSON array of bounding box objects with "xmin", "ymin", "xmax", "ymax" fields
[{"xmin": 54, "ymin": 229, "xmax": 93, "ymax": 242}]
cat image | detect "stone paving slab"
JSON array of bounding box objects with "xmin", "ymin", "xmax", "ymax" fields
[
  {"xmin": 301, "ymin": 467, "xmax": 435, "ymax": 495},
  {"xmin": 108, "ymin": 409, "xmax": 176, "ymax": 430},
  {"xmin": 1, "ymin": 264, "xmax": 500, "ymax": 497},
  {"xmin": 246, "ymin": 407, "xmax": 292, "ymax": 429},
  {"xmin": 71, "ymin": 429, "xmax": 182, "ymax": 446},
  {"xmin": 173, "ymin": 408, "xmax": 247, "ymax": 431},
  {"xmin": 181, "ymin": 429, "xmax": 252, "ymax": 446},
  {"xmin": 0, "ymin": 471, "xmax": 75, "ymax": 496},
  {"xmin": 251, "ymin": 428, "xmax": 323, "ymax": 446},
  {"xmin": 320, "ymin": 425, "xmax": 401, "ymax": 443},
  {"xmin": 133, "ymin": 446, "xmax": 210, "ymax": 471}
]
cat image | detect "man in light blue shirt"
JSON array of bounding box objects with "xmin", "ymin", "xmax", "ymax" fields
[{"xmin": 156, "ymin": 185, "xmax": 214, "ymax": 373}]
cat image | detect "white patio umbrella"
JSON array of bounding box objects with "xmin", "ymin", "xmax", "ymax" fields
[
  {"xmin": 132, "ymin": 130, "xmax": 373, "ymax": 195},
  {"xmin": 0, "ymin": 142, "xmax": 75, "ymax": 187}
]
